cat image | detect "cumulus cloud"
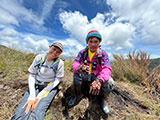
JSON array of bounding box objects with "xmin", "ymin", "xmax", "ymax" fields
[
  {"xmin": 41, "ymin": 0, "xmax": 56, "ymax": 20},
  {"xmin": 0, "ymin": 0, "xmax": 56, "ymax": 31},
  {"xmin": 107, "ymin": 0, "xmax": 160, "ymax": 44},
  {"xmin": 101, "ymin": 22, "xmax": 135, "ymax": 51},
  {"xmin": 0, "ymin": 0, "xmax": 40, "ymax": 25},
  {"xmin": 0, "ymin": 0, "xmax": 58, "ymax": 54},
  {"xmin": 59, "ymin": 11, "xmax": 135, "ymax": 51},
  {"xmin": 60, "ymin": 38, "xmax": 84, "ymax": 57},
  {"xmin": 0, "ymin": 27, "xmax": 50, "ymax": 54},
  {"xmin": 59, "ymin": 11, "xmax": 89, "ymax": 41},
  {"xmin": 0, "ymin": 0, "xmax": 159, "ymax": 59},
  {"xmin": 23, "ymin": 37, "xmax": 49, "ymax": 53},
  {"xmin": 0, "ymin": 8, "xmax": 19, "ymax": 26},
  {"xmin": 0, "ymin": 28, "xmax": 19, "ymax": 47}
]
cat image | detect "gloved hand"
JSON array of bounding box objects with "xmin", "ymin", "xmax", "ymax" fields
[
  {"xmin": 89, "ymin": 79, "xmax": 102, "ymax": 95},
  {"xmin": 77, "ymin": 62, "xmax": 90, "ymax": 74},
  {"xmin": 22, "ymin": 100, "xmax": 35, "ymax": 114}
]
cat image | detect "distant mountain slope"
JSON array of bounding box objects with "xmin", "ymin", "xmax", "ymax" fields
[{"xmin": 149, "ymin": 58, "xmax": 160, "ymax": 70}]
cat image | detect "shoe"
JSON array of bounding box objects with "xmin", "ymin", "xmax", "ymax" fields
[
  {"xmin": 68, "ymin": 96, "xmax": 77, "ymax": 108},
  {"xmin": 68, "ymin": 94, "xmax": 83, "ymax": 108},
  {"xmin": 101, "ymin": 99, "xmax": 109, "ymax": 114}
]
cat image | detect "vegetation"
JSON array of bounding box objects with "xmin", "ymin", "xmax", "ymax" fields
[
  {"xmin": 111, "ymin": 50, "xmax": 150, "ymax": 84},
  {"xmin": 111, "ymin": 49, "xmax": 160, "ymax": 101},
  {"xmin": 0, "ymin": 45, "xmax": 159, "ymax": 120},
  {"xmin": 148, "ymin": 58, "xmax": 160, "ymax": 70}
]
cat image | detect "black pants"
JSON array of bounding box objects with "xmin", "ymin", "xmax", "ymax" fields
[{"xmin": 73, "ymin": 72, "xmax": 114, "ymax": 99}]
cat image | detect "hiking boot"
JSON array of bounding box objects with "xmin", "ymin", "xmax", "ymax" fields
[
  {"xmin": 100, "ymin": 99, "xmax": 109, "ymax": 114},
  {"xmin": 68, "ymin": 83, "xmax": 83, "ymax": 108},
  {"xmin": 68, "ymin": 96, "xmax": 79, "ymax": 108},
  {"xmin": 68, "ymin": 94, "xmax": 84, "ymax": 108}
]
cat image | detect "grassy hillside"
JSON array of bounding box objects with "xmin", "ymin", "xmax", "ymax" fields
[{"xmin": 0, "ymin": 45, "xmax": 159, "ymax": 120}]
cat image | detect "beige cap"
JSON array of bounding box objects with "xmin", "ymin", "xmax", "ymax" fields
[{"xmin": 52, "ymin": 42, "xmax": 64, "ymax": 52}]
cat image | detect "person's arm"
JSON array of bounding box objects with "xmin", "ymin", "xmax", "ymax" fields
[
  {"xmin": 22, "ymin": 74, "xmax": 36, "ymax": 114},
  {"xmin": 36, "ymin": 77, "xmax": 61, "ymax": 99},
  {"xmin": 97, "ymin": 50, "xmax": 111, "ymax": 82},
  {"xmin": 28, "ymin": 74, "xmax": 36, "ymax": 100},
  {"xmin": 22, "ymin": 55, "xmax": 40, "ymax": 114},
  {"xmin": 89, "ymin": 51, "xmax": 111, "ymax": 95},
  {"xmin": 72, "ymin": 49, "xmax": 85, "ymax": 73}
]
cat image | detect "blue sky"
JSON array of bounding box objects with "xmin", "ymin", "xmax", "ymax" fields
[{"xmin": 0, "ymin": 0, "xmax": 160, "ymax": 60}]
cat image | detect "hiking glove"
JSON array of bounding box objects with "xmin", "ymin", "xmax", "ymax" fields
[{"xmin": 89, "ymin": 79, "xmax": 102, "ymax": 95}]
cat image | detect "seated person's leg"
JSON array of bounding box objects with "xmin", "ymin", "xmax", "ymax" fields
[
  {"xmin": 11, "ymin": 90, "xmax": 32, "ymax": 120},
  {"xmin": 28, "ymin": 89, "xmax": 58, "ymax": 120},
  {"xmin": 99, "ymin": 77, "xmax": 114, "ymax": 114},
  {"xmin": 68, "ymin": 72, "xmax": 89, "ymax": 108}
]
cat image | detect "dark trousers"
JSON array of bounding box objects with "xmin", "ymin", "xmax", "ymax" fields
[{"xmin": 73, "ymin": 72, "xmax": 114, "ymax": 99}]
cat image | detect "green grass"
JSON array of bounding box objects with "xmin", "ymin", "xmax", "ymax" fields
[{"xmin": 45, "ymin": 110, "xmax": 53, "ymax": 120}]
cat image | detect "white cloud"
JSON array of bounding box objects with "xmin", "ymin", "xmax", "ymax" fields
[
  {"xmin": 0, "ymin": 8, "xmax": 19, "ymax": 26},
  {"xmin": 60, "ymin": 38, "xmax": 84, "ymax": 57},
  {"xmin": 59, "ymin": 11, "xmax": 135, "ymax": 51},
  {"xmin": 0, "ymin": 28, "xmax": 20, "ymax": 48},
  {"xmin": 59, "ymin": 11, "xmax": 89, "ymax": 42},
  {"xmin": 0, "ymin": 0, "xmax": 56, "ymax": 31},
  {"xmin": 0, "ymin": 0, "xmax": 40, "ymax": 25},
  {"xmin": 23, "ymin": 37, "xmax": 49, "ymax": 53},
  {"xmin": 106, "ymin": 0, "xmax": 160, "ymax": 45},
  {"xmin": 0, "ymin": 27, "xmax": 51, "ymax": 54},
  {"xmin": 101, "ymin": 22, "xmax": 135, "ymax": 51},
  {"xmin": 150, "ymin": 54, "xmax": 160, "ymax": 59},
  {"xmin": 41, "ymin": 0, "xmax": 56, "ymax": 20}
]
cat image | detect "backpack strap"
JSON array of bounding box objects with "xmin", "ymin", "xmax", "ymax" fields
[
  {"xmin": 83, "ymin": 46, "xmax": 103, "ymax": 67},
  {"xmin": 34, "ymin": 55, "xmax": 46, "ymax": 69},
  {"xmin": 97, "ymin": 49, "xmax": 102, "ymax": 67},
  {"xmin": 34, "ymin": 55, "xmax": 60, "ymax": 74},
  {"xmin": 50, "ymin": 58, "xmax": 60, "ymax": 73},
  {"xmin": 83, "ymin": 46, "xmax": 88, "ymax": 64}
]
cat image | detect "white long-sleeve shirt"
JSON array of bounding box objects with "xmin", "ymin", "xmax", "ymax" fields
[
  {"xmin": 27, "ymin": 54, "xmax": 64, "ymax": 100},
  {"xmin": 28, "ymin": 74, "xmax": 61, "ymax": 100}
]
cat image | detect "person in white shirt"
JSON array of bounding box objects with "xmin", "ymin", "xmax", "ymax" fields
[{"xmin": 12, "ymin": 42, "xmax": 64, "ymax": 120}]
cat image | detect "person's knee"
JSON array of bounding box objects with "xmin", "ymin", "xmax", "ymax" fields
[
  {"xmin": 101, "ymin": 77, "xmax": 114, "ymax": 93},
  {"xmin": 108, "ymin": 77, "xmax": 114, "ymax": 88},
  {"xmin": 73, "ymin": 73, "xmax": 82, "ymax": 84}
]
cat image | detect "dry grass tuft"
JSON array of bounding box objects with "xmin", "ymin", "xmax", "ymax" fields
[
  {"xmin": 111, "ymin": 49, "xmax": 150, "ymax": 84},
  {"xmin": 146, "ymin": 65, "xmax": 160, "ymax": 100},
  {"xmin": 111, "ymin": 49, "xmax": 160, "ymax": 100}
]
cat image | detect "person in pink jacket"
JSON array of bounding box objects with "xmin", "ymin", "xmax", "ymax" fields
[{"xmin": 68, "ymin": 30, "xmax": 114, "ymax": 114}]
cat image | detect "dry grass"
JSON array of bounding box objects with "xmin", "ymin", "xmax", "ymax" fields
[
  {"xmin": 64, "ymin": 58, "xmax": 75, "ymax": 72},
  {"xmin": 0, "ymin": 46, "xmax": 160, "ymax": 120},
  {"xmin": 111, "ymin": 49, "xmax": 150, "ymax": 84},
  {"xmin": 111, "ymin": 49, "xmax": 160, "ymax": 102},
  {"xmin": 146, "ymin": 65, "xmax": 160, "ymax": 101}
]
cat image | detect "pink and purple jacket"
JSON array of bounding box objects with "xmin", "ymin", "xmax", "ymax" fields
[{"xmin": 72, "ymin": 48, "xmax": 111, "ymax": 83}]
